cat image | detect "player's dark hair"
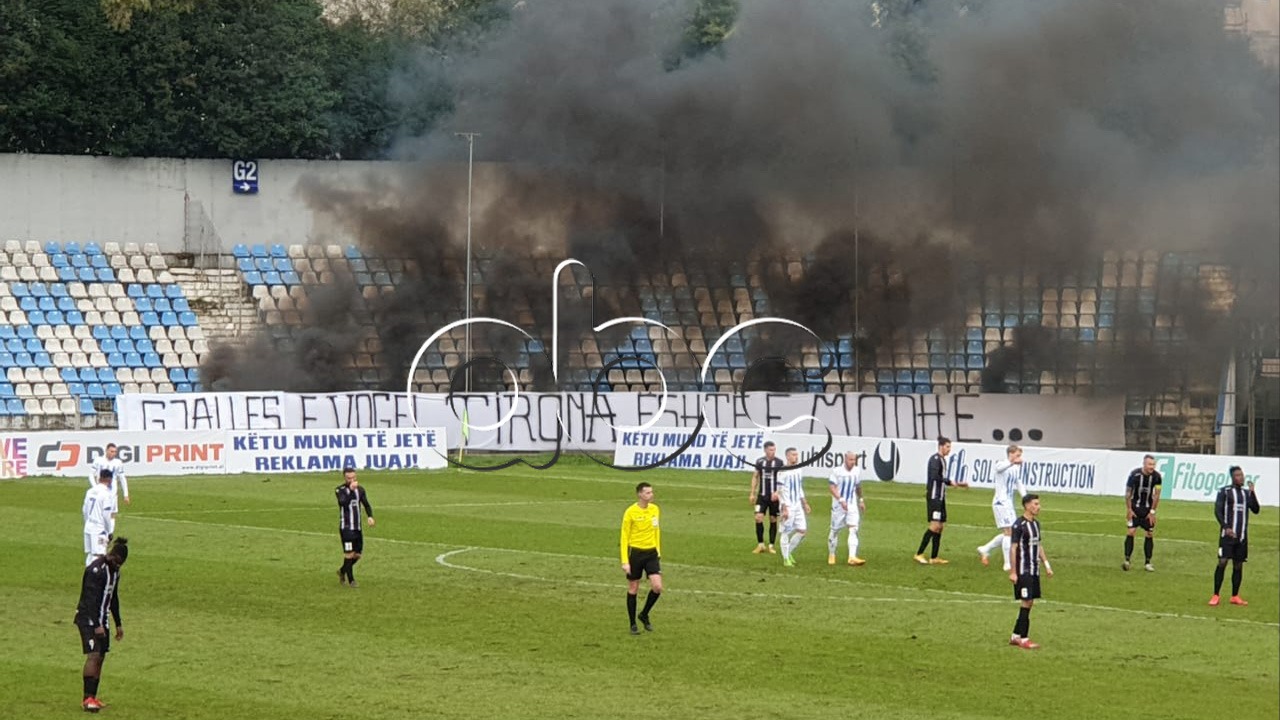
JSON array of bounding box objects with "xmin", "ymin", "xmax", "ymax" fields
[
  {"xmin": 785, "ymin": 447, "xmax": 797, "ymax": 454},
  {"xmin": 763, "ymin": 441, "xmax": 775, "ymax": 449},
  {"xmin": 98, "ymin": 468, "xmax": 113, "ymax": 480},
  {"xmin": 1143, "ymin": 454, "xmax": 1155, "ymax": 462},
  {"xmin": 106, "ymin": 443, "xmax": 117, "ymax": 450},
  {"xmin": 1007, "ymin": 444, "xmax": 1021, "ymax": 455},
  {"xmin": 937, "ymin": 436, "xmax": 951, "ymax": 446},
  {"xmin": 1228, "ymin": 465, "xmax": 1242, "ymax": 476},
  {"xmin": 635, "ymin": 482, "xmax": 652, "ymax": 494},
  {"xmin": 1022, "ymin": 493, "xmax": 1040, "ymax": 506},
  {"xmin": 342, "ymin": 466, "xmax": 357, "ymax": 474},
  {"xmin": 108, "ymin": 536, "xmax": 129, "ymax": 565}
]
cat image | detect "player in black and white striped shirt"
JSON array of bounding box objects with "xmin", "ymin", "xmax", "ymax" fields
[
  {"xmin": 74, "ymin": 536, "xmax": 129, "ymax": 713},
  {"xmin": 1209, "ymin": 466, "xmax": 1260, "ymax": 607},
  {"xmin": 914, "ymin": 437, "xmax": 969, "ymax": 565},
  {"xmin": 335, "ymin": 467, "xmax": 375, "ymax": 587},
  {"xmin": 1008, "ymin": 495, "xmax": 1052, "ymax": 649},
  {"xmin": 750, "ymin": 442, "xmax": 784, "ymax": 554},
  {"xmin": 1122, "ymin": 455, "xmax": 1162, "ymax": 572}
]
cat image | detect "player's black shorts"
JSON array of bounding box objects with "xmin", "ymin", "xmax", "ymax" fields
[
  {"xmin": 927, "ymin": 500, "xmax": 947, "ymax": 524},
  {"xmin": 77, "ymin": 624, "xmax": 110, "ymax": 655},
  {"xmin": 754, "ymin": 495, "xmax": 780, "ymax": 518},
  {"xmin": 340, "ymin": 529, "xmax": 363, "ymax": 554},
  {"xmin": 1014, "ymin": 575, "xmax": 1042, "ymax": 601},
  {"xmin": 1128, "ymin": 510, "xmax": 1154, "ymax": 531},
  {"xmin": 1218, "ymin": 536, "xmax": 1248, "ymax": 563},
  {"xmin": 626, "ymin": 547, "xmax": 661, "ymax": 580}
]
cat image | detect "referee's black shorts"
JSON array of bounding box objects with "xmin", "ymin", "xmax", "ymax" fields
[{"xmin": 626, "ymin": 547, "xmax": 661, "ymax": 581}]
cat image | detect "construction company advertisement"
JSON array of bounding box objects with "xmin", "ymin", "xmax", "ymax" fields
[
  {"xmin": 0, "ymin": 428, "xmax": 447, "ymax": 479},
  {"xmin": 614, "ymin": 428, "xmax": 1280, "ymax": 506}
]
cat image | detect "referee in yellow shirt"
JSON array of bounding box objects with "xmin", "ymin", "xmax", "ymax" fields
[{"xmin": 621, "ymin": 482, "xmax": 662, "ymax": 635}]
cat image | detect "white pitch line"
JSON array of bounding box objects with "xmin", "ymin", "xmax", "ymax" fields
[
  {"xmin": 132, "ymin": 499, "xmax": 613, "ymax": 516},
  {"xmin": 947, "ymin": 523, "xmax": 1212, "ymax": 546},
  {"xmin": 130, "ymin": 514, "xmax": 1279, "ymax": 628}
]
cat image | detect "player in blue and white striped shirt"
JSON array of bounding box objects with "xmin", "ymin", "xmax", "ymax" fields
[
  {"xmin": 977, "ymin": 445, "xmax": 1026, "ymax": 571},
  {"xmin": 827, "ymin": 452, "xmax": 866, "ymax": 566},
  {"xmin": 775, "ymin": 448, "xmax": 811, "ymax": 567}
]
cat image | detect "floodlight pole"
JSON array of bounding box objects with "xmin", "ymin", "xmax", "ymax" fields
[{"xmin": 456, "ymin": 132, "xmax": 480, "ymax": 393}]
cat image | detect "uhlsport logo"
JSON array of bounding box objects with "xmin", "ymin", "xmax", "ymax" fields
[
  {"xmin": 872, "ymin": 441, "xmax": 900, "ymax": 481},
  {"xmin": 1157, "ymin": 454, "xmax": 1262, "ymax": 498}
]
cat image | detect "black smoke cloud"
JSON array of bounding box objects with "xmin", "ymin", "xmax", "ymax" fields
[{"xmin": 209, "ymin": 0, "xmax": 1277, "ymax": 395}]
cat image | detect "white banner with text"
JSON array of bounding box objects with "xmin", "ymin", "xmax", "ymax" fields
[{"xmin": 116, "ymin": 391, "xmax": 1126, "ymax": 449}]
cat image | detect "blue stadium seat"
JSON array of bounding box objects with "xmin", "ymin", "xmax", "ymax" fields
[
  {"xmin": 24, "ymin": 338, "xmax": 43, "ymax": 354},
  {"xmin": 84, "ymin": 242, "xmax": 101, "ymax": 255},
  {"xmin": 91, "ymin": 255, "xmax": 109, "ymax": 269},
  {"xmin": 146, "ymin": 284, "xmax": 164, "ymax": 299},
  {"xmin": 168, "ymin": 368, "xmax": 186, "ymax": 383},
  {"xmin": 895, "ymin": 369, "xmax": 912, "ymax": 385},
  {"xmin": 135, "ymin": 338, "xmax": 154, "ymax": 354},
  {"xmin": 110, "ymin": 326, "xmax": 129, "ymax": 340},
  {"xmin": 64, "ymin": 241, "xmax": 81, "ymax": 254},
  {"xmin": 56, "ymin": 297, "xmax": 75, "ymax": 312},
  {"xmin": 117, "ymin": 339, "xmax": 135, "ymax": 354},
  {"xmin": 895, "ymin": 384, "xmax": 914, "ymax": 394},
  {"xmin": 244, "ymin": 271, "xmax": 262, "ymax": 285},
  {"xmin": 66, "ymin": 310, "xmax": 85, "ymax": 325},
  {"xmin": 91, "ymin": 326, "xmax": 110, "ymax": 341},
  {"xmin": 6, "ymin": 398, "xmax": 24, "ymax": 415},
  {"xmin": 913, "ymin": 370, "xmax": 929, "ymax": 385},
  {"xmin": 160, "ymin": 311, "xmax": 178, "ymax": 326},
  {"xmin": 33, "ymin": 351, "xmax": 51, "ymax": 366},
  {"xmin": 153, "ymin": 298, "xmax": 171, "ymax": 313},
  {"xmin": 124, "ymin": 352, "xmax": 143, "ymax": 368},
  {"xmin": 984, "ymin": 313, "xmax": 1001, "ymax": 327},
  {"xmin": 140, "ymin": 311, "xmax": 160, "ymax": 327},
  {"xmin": 0, "ymin": 352, "xmax": 13, "ymax": 367},
  {"xmin": 79, "ymin": 367, "xmax": 98, "ymax": 382},
  {"xmin": 877, "ymin": 384, "xmax": 895, "ymax": 394},
  {"xmin": 1003, "ymin": 314, "xmax": 1019, "ymax": 328},
  {"xmin": 0, "ymin": 383, "xmax": 14, "ymax": 398},
  {"xmin": 914, "ymin": 384, "xmax": 932, "ymax": 394},
  {"xmin": 96, "ymin": 368, "xmax": 116, "ymax": 383},
  {"xmin": 1080, "ymin": 328, "xmax": 1096, "ymax": 342},
  {"xmin": 104, "ymin": 382, "xmax": 122, "ymax": 397},
  {"xmin": 270, "ymin": 243, "xmax": 287, "ymax": 258},
  {"xmin": 79, "ymin": 398, "xmax": 97, "ymax": 415},
  {"xmin": 176, "ymin": 383, "xmax": 193, "ymax": 393},
  {"xmin": 344, "ymin": 245, "xmax": 363, "ymax": 259},
  {"xmin": 129, "ymin": 326, "xmax": 148, "ymax": 340},
  {"xmin": 232, "ymin": 244, "xmax": 250, "ymax": 258},
  {"xmin": 60, "ymin": 367, "xmax": 79, "ymax": 383},
  {"xmin": 0, "ymin": 327, "xmax": 11, "ymax": 340},
  {"xmin": 263, "ymin": 272, "xmax": 282, "ymax": 286},
  {"xmin": 27, "ymin": 310, "xmax": 46, "ymax": 325},
  {"xmin": 78, "ymin": 268, "xmax": 96, "ymax": 283},
  {"xmin": 272, "ymin": 258, "xmax": 291, "ymax": 273},
  {"xmin": 930, "ymin": 354, "xmax": 946, "ymax": 368},
  {"xmin": 106, "ymin": 352, "xmax": 125, "ymax": 367},
  {"xmin": 31, "ymin": 282, "xmax": 48, "ymax": 297},
  {"xmin": 236, "ymin": 258, "xmax": 255, "ymax": 273},
  {"xmin": 1098, "ymin": 314, "xmax": 1113, "ymax": 328},
  {"xmin": 38, "ymin": 296, "xmax": 55, "ymax": 312},
  {"xmin": 143, "ymin": 352, "xmax": 162, "ymax": 368},
  {"xmin": 966, "ymin": 341, "xmax": 982, "ymax": 355},
  {"xmin": 43, "ymin": 241, "xmax": 61, "ymax": 254},
  {"xmin": 126, "ymin": 284, "xmax": 144, "ymax": 299},
  {"xmin": 87, "ymin": 383, "xmax": 105, "ymax": 398},
  {"xmin": 165, "ymin": 284, "xmax": 183, "ymax": 299},
  {"xmin": 19, "ymin": 297, "xmax": 37, "ymax": 312},
  {"xmin": 50, "ymin": 253, "xmax": 68, "ymax": 268},
  {"xmin": 254, "ymin": 258, "xmax": 273, "ymax": 273},
  {"xmin": 967, "ymin": 355, "xmax": 984, "ymax": 369},
  {"xmin": 58, "ymin": 267, "xmax": 78, "ymax": 282},
  {"xmin": 16, "ymin": 326, "xmax": 34, "ymax": 340},
  {"xmin": 96, "ymin": 268, "xmax": 115, "ymax": 283},
  {"xmin": 281, "ymin": 271, "xmax": 300, "ymax": 286},
  {"xmin": 172, "ymin": 298, "xmax": 190, "ymax": 312},
  {"xmin": 10, "ymin": 282, "xmax": 29, "ymax": 298},
  {"xmin": 349, "ymin": 258, "xmax": 368, "ymax": 273},
  {"xmin": 71, "ymin": 254, "xmax": 89, "ymax": 268},
  {"xmin": 46, "ymin": 310, "xmax": 64, "ymax": 324},
  {"xmin": 966, "ymin": 327, "xmax": 982, "ymax": 341},
  {"xmin": 135, "ymin": 297, "xmax": 153, "ymax": 313},
  {"xmin": 67, "ymin": 381, "xmax": 85, "ymax": 396}
]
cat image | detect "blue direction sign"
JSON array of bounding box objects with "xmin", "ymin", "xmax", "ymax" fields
[{"xmin": 232, "ymin": 159, "xmax": 259, "ymax": 194}]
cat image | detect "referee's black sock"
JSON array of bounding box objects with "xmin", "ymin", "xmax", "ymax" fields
[
  {"xmin": 1143, "ymin": 537, "xmax": 1153, "ymax": 563},
  {"xmin": 755, "ymin": 522, "xmax": 764, "ymax": 544},
  {"xmin": 641, "ymin": 590, "xmax": 661, "ymax": 616},
  {"xmin": 1123, "ymin": 535, "xmax": 1134, "ymax": 560},
  {"xmin": 1213, "ymin": 564, "xmax": 1226, "ymax": 595},
  {"xmin": 917, "ymin": 530, "xmax": 933, "ymax": 556},
  {"xmin": 1231, "ymin": 565, "xmax": 1243, "ymax": 596},
  {"xmin": 930, "ymin": 532, "xmax": 941, "ymax": 559},
  {"xmin": 85, "ymin": 676, "xmax": 99, "ymax": 699},
  {"xmin": 768, "ymin": 522, "xmax": 777, "ymax": 545},
  {"xmin": 627, "ymin": 592, "xmax": 638, "ymax": 624}
]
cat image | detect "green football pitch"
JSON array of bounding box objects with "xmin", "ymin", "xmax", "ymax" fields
[{"xmin": 2, "ymin": 456, "xmax": 1277, "ymax": 720}]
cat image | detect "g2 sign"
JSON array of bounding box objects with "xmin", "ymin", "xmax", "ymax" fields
[{"xmin": 232, "ymin": 159, "xmax": 259, "ymax": 195}]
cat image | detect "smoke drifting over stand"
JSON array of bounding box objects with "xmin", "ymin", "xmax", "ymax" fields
[{"xmin": 204, "ymin": 0, "xmax": 1279, "ymax": 395}]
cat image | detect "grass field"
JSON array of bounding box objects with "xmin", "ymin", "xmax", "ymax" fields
[{"xmin": 2, "ymin": 455, "xmax": 1277, "ymax": 720}]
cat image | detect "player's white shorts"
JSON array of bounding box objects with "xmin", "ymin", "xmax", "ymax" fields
[
  {"xmin": 992, "ymin": 502, "xmax": 1017, "ymax": 529},
  {"xmin": 830, "ymin": 505, "xmax": 860, "ymax": 530},
  {"xmin": 84, "ymin": 532, "xmax": 108, "ymax": 565},
  {"xmin": 781, "ymin": 505, "xmax": 808, "ymax": 533}
]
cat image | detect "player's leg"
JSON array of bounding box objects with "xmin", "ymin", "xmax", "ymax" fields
[
  {"xmin": 627, "ymin": 574, "xmax": 641, "ymax": 633},
  {"xmin": 768, "ymin": 511, "xmax": 778, "ymax": 551},
  {"xmin": 1211, "ymin": 553, "xmax": 1229, "ymax": 604},
  {"xmin": 1123, "ymin": 524, "xmax": 1136, "ymax": 570},
  {"xmin": 754, "ymin": 509, "xmax": 766, "ymax": 552},
  {"xmin": 348, "ymin": 551, "xmax": 363, "ymax": 585},
  {"xmin": 847, "ymin": 520, "xmax": 863, "ymax": 564},
  {"xmin": 828, "ymin": 508, "xmax": 843, "ymax": 564},
  {"xmin": 789, "ymin": 514, "xmax": 807, "ymax": 555},
  {"xmin": 83, "ymin": 651, "xmax": 104, "ymax": 709},
  {"xmin": 779, "ymin": 514, "xmax": 793, "ymax": 563},
  {"xmin": 978, "ymin": 505, "xmax": 1004, "ymax": 563},
  {"xmin": 1143, "ymin": 527, "xmax": 1155, "ymax": 570},
  {"xmin": 1229, "ymin": 541, "xmax": 1248, "ymax": 603},
  {"xmin": 929, "ymin": 519, "xmax": 945, "ymax": 561},
  {"xmin": 638, "ymin": 568, "xmax": 662, "ymax": 630}
]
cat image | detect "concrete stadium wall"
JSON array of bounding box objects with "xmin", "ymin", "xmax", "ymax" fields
[{"xmin": 0, "ymin": 154, "xmax": 408, "ymax": 253}]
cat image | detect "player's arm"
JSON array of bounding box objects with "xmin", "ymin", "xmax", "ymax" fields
[
  {"xmin": 828, "ymin": 479, "xmax": 843, "ymax": 506},
  {"xmin": 1214, "ymin": 488, "xmax": 1229, "ymax": 534},
  {"xmin": 654, "ymin": 507, "xmax": 661, "ymax": 557},
  {"xmin": 118, "ymin": 471, "xmax": 130, "ymax": 505},
  {"xmin": 855, "ymin": 482, "xmax": 865, "ymax": 511},
  {"xmin": 361, "ymin": 491, "xmax": 375, "ymax": 527},
  {"xmin": 110, "ymin": 578, "xmax": 124, "ymax": 639},
  {"xmin": 1247, "ymin": 482, "xmax": 1260, "ymax": 514},
  {"xmin": 929, "ymin": 458, "xmax": 947, "ymax": 485},
  {"xmin": 620, "ymin": 509, "xmax": 633, "ymax": 566},
  {"xmin": 801, "ymin": 483, "xmax": 811, "ymax": 514},
  {"xmin": 1151, "ymin": 476, "xmax": 1161, "ymax": 513},
  {"xmin": 87, "ymin": 462, "xmax": 96, "ymax": 488},
  {"xmin": 1008, "ymin": 525, "xmax": 1021, "ymax": 583},
  {"xmin": 1125, "ymin": 477, "xmax": 1135, "ymax": 518},
  {"xmin": 1039, "ymin": 543, "xmax": 1053, "ymax": 577},
  {"xmin": 82, "ymin": 570, "xmax": 108, "ymax": 632},
  {"xmin": 749, "ymin": 467, "xmax": 759, "ymax": 500}
]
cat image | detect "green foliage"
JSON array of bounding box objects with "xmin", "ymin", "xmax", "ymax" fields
[
  {"xmin": 1, "ymin": 465, "xmax": 1276, "ymax": 719},
  {"xmin": 676, "ymin": 0, "xmax": 738, "ymax": 64}
]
